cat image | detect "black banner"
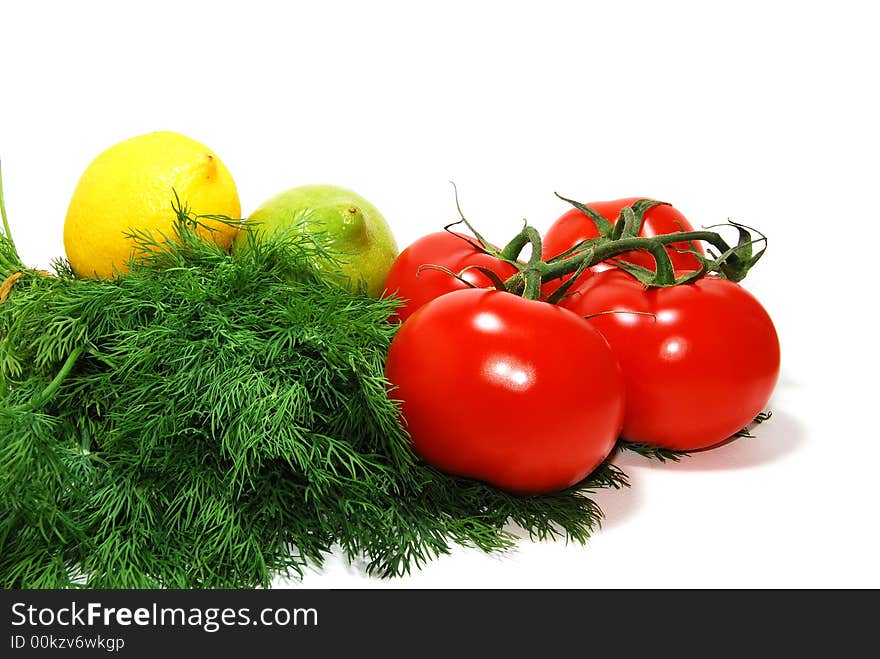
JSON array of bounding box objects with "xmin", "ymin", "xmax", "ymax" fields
[{"xmin": 0, "ymin": 588, "xmax": 870, "ymax": 654}]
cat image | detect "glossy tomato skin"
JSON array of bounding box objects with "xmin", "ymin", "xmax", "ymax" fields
[
  {"xmin": 542, "ymin": 198, "xmax": 705, "ymax": 296},
  {"xmin": 561, "ymin": 269, "xmax": 780, "ymax": 451},
  {"xmin": 385, "ymin": 288, "xmax": 625, "ymax": 494},
  {"xmin": 382, "ymin": 231, "xmax": 519, "ymax": 323}
]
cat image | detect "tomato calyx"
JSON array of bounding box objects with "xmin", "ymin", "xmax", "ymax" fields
[{"xmin": 436, "ymin": 184, "xmax": 547, "ymax": 300}]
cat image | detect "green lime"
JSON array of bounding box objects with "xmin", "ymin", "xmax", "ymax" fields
[{"xmin": 240, "ymin": 184, "xmax": 398, "ymax": 296}]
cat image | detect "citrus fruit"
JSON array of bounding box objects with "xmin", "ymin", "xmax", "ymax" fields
[
  {"xmin": 240, "ymin": 184, "xmax": 398, "ymax": 296},
  {"xmin": 63, "ymin": 131, "xmax": 241, "ymax": 278}
]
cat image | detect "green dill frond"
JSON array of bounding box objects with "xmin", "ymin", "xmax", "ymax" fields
[
  {"xmin": 616, "ymin": 440, "xmax": 690, "ymax": 463},
  {"xmin": 0, "ymin": 162, "xmax": 24, "ymax": 276},
  {"xmin": 0, "ymin": 218, "xmax": 624, "ymax": 588}
]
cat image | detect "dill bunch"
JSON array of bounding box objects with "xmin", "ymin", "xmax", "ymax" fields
[{"xmin": 0, "ymin": 196, "xmax": 627, "ymax": 588}]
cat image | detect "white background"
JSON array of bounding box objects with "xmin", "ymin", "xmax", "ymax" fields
[{"xmin": 1, "ymin": 0, "xmax": 877, "ymax": 588}]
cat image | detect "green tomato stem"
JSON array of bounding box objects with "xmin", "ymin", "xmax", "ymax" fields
[{"xmin": 499, "ymin": 226, "xmax": 531, "ymax": 262}]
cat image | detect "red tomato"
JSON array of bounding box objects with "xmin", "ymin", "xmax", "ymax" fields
[
  {"xmin": 382, "ymin": 231, "xmax": 519, "ymax": 323},
  {"xmin": 561, "ymin": 269, "xmax": 780, "ymax": 451},
  {"xmin": 542, "ymin": 198, "xmax": 706, "ymax": 296},
  {"xmin": 385, "ymin": 288, "xmax": 625, "ymax": 494}
]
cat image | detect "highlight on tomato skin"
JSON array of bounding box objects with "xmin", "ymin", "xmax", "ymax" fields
[
  {"xmin": 561, "ymin": 268, "xmax": 780, "ymax": 451},
  {"xmin": 381, "ymin": 231, "xmax": 518, "ymax": 323},
  {"xmin": 384, "ymin": 288, "xmax": 626, "ymax": 495},
  {"xmin": 541, "ymin": 197, "xmax": 706, "ymax": 297}
]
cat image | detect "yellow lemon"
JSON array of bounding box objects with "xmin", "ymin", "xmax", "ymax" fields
[
  {"xmin": 63, "ymin": 131, "xmax": 241, "ymax": 278},
  {"xmin": 239, "ymin": 184, "xmax": 398, "ymax": 296}
]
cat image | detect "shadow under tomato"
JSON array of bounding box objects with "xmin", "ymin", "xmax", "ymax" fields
[{"xmin": 612, "ymin": 406, "xmax": 804, "ymax": 473}]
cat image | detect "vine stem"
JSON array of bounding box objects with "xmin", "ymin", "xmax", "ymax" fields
[
  {"xmin": 442, "ymin": 195, "xmax": 763, "ymax": 300},
  {"xmin": 502, "ymin": 227, "xmax": 752, "ymax": 293}
]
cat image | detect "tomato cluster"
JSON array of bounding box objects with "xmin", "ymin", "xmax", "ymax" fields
[{"xmin": 382, "ymin": 198, "xmax": 780, "ymax": 494}]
